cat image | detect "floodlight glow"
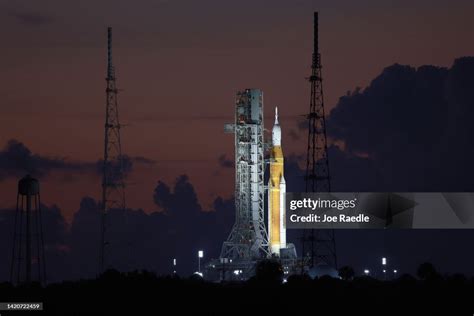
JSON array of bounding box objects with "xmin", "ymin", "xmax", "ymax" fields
[
  {"xmin": 382, "ymin": 257, "xmax": 387, "ymax": 265},
  {"xmin": 198, "ymin": 250, "xmax": 204, "ymax": 258},
  {"xmin": 364, "ymin": 269, "xmax": 370, "ymax": 275}
]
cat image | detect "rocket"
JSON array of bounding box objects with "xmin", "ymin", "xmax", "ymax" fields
[{"xmin": 268, "ymin": 107, "xmax": 286, "ymax": 256}]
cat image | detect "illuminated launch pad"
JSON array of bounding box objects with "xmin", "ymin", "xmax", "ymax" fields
[
  {"xmin": 206, "ymin": 11, "xmax": 336, "ymax": 281},
  {"xmin": 220, "ymin": 89, "xmax": 269, "ymax": 262},
  {"xmin": 205, "ymin": 91, "xmax": 296, "ymax": 281}
]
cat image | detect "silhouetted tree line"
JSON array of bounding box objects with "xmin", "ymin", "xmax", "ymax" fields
[{"xmin": 0, "ymin": 261, "xmax": 473, "ymax": 315}]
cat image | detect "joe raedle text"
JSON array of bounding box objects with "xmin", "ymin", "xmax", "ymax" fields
[{"xmin": 289, "ymin": 213, "xmax": 370, "ymax": 224}]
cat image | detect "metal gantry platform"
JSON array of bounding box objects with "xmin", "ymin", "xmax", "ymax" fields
[{"xmin": 220, "ymin": 89, "xmax": 270, "ymax": 269}]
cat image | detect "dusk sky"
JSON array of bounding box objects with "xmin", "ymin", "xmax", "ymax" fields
[{"xmin": 1, "ymin": 0, "xmax": 473, "ymax": 220}]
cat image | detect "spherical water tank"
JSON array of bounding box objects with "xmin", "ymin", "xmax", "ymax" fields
[{"xmin": 18, "ymin": 175, "xmax": 40, "ymax": 196}]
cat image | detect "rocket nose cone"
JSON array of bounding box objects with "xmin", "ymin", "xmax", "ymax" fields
[{"xmin": 272, "ymin": 106, "xmax": 282, "ymax": 145}]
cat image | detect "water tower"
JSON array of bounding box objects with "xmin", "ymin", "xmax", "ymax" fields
[{"xmin": 10, "ymin": 175, "xmax": 46, "ymax": 285}]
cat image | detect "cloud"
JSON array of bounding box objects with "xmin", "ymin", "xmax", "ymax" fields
[
  {"xmin": 149, "ymin": 175, "xmax": 234, "ymax": 273},
  {"xmin": 3, "ymin": 169, "xmax": 474, "ymax": 282},
  {"xmin": 217, "ymin": 154, "xmax": 234, "ymax": 169},
  {"xmin": 66, "ymin": 175, "xmax": 234, "ymax": 278},
  {"xmin": 0, "ymin": 139, "xmax": 95, "ymax": 180},
  {"xmin": 289, "ymin": 58, "xmax": 474, "ymax": 192},
  {"xmin": 288, "ymin": 129, "xmax": 300, "ymax": 141},
  {"xmin": 96, "ymin": 155, "xmax": 156, "ymax": 181},
  {"xmin": 0, "ymin": 173, "xmax": 235, "ymax": 282},
  {"xmin": 96, "ymin": 155, "xmax": 133, "ymax": 183},
  {"xmin": 297, "ymin": 117, "xmax": 308, "ymax": 131},
  {"xmin": 132, "ymin": 156, "xmax": 156, "ymax": 165},
  {"xmin": 9, "ymin": 11, "xmax": 55, "ymax": 26},
  {"xmin": 273, "ymin": 57, "xmax": 474, "ymax": 278},
  {"xmin": 0, "ymin": 139, "xmax": 156, "ymax": 182},
  {"xmin": 326, "ymin": 57, "xmax": 474, "ymax": 191},
  {"xmin": 153, "ymin": 175, "xmax": 201, "ymax": 214}
]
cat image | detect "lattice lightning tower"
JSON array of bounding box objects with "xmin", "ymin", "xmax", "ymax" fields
[
  {"xmin": 99, "ymin": 27, "xmax": 126, "ymax": 273},
  {"xmin": 302, "ymin": 12, "xmax": 338, "ymax": 269}
]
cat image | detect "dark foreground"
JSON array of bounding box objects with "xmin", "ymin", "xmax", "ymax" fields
[{"xmin": 1, "ymin": 270, "xmax": 473, "ymax": 315}]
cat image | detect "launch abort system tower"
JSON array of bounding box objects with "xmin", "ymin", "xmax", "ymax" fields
[{"xmin": 220, "ymin": 89, "xmax": 270, "ymax": 269}]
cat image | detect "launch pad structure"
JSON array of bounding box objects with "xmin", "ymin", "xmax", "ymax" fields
[
  {"xmin": 216, "ymin": 89, "xmax": 270, "ymax": 279},
  {"xmin": 206, "ymin": 12, "xmax": 336, "ymax": 281},
  {"xmin": 206, "ymin": 90, "xmax": 297, "ymax": 281},
  {"xmin": 221, "ymin": 89, "xmax": 268, "ymax": 261}
]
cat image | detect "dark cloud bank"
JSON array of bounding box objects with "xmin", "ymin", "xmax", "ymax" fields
[
  {"xmin": 0, "ymin": 175, "xmax": 234, "ymax": 282},
  {"xmin": 0, "ymin": 139, "xmax": 154, "ymax": 181},
  {"xmin": 2, "ymin": 57, "xmax": 474, "ymax": 281},
  {"xmin": 8, "ymin": 9, "xmax": 55, "ymax": 26},
  {"xmin": 282, "ymin": 57, "xmax": 474, "ymax": 276},
  {"xmin": 292, "ymin": 57, "xmax": 474, "ymax": 276},
  {"xmin": 326, "ymin": 57, "xmax": 474, "ymax": 192},
  {"xmin": 0, "ymin": 140, "xmax": 93, "ymax": 180},
  {"xmin": 217, "ymin": 154, "xmax": 234, "ymax": 168}
]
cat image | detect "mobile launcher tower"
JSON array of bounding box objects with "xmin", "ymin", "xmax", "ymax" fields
[{"xmin": 206, "ymin": 89, "xmax": 296, "ymax": 281}]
